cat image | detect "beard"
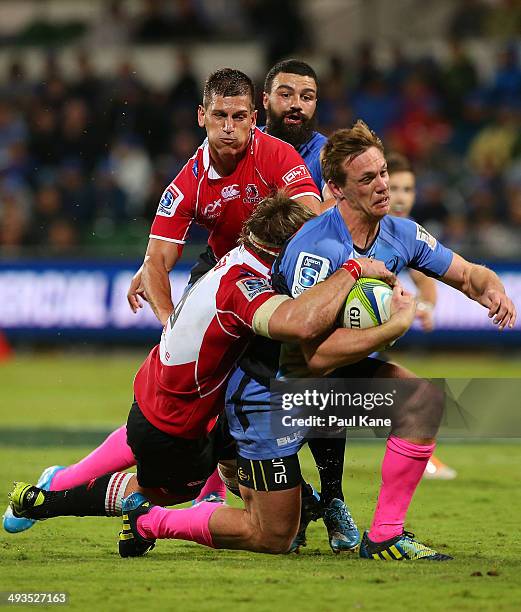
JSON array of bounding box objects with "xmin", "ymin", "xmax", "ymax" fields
[{"xmin": 266, "ymin": 106, "xmax": 317, "ymax": 148}]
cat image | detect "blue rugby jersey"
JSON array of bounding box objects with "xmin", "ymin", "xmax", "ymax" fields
[
  {"xmin": 274, "ymin": 206, "xmax": 453, "ymax": 298},
  {"xmin": 272, "ymin": 207, "xmax": 454, "ymax": 376}
]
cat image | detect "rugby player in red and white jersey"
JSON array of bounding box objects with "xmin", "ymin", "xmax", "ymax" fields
[
  {"xmin": 128, "ymin": 67, "xmax": 322, "ymax": 323},
  {"xmin": 2, "ymin": 69, "xmax": 326, "ymax": 534},
  {"xmin": 9, "ymin": 195, "xmax": 412, "ymax": 558}
]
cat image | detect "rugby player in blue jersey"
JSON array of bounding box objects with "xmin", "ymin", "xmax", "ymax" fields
[
  {"xmin": 262, "ymin": 59, "xmax": 327, "ymax": 192},
  {"xmin": 261, "ymin": 60, "xmax": 357, "ymax": 550},
  {"xmin": 225, "ymin": 120, "xmax": 515, "ymax": 560},
  {"xmin": 17, "ymin": 123, "xmax": 513, "ymax": 561}
]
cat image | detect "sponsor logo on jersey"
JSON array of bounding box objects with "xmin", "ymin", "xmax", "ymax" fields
[
  {"xmin": 416, "ymin": 224, "xmax": 437, "ymax": 250},
  {"xmin": 203, "ymin": 198, "xmax": 222, "ymax": 219},
  {"xmin": 157, "ymin": 184, "xmax": 184, "ymax": 217},
  {"xmin": 282, "ymin": 164, "xmax": 310, "ymax": 186},
  {"xmin": 192, "ymin": 159, "xmax": 199, "ymax": 178},
  {"xmin": 221, "ymin": 184, "xmax": 240, "ymax": 201},
  {"xmin": 244, "ymin": 183, "xmax": 260, "ymax": 203},
  {"xmin": 291, "ymin": 252, "xmax": 330, "ymax": 297},
  {"xmin": 236, "ymin": 277, "xmax": 271, "ymax": 301}
]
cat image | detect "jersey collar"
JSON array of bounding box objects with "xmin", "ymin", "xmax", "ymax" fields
[
  {"xmin": 333, "ymin": 205, "xmax": 381, "ymax": 255},
  {"xmin": 241, "ymin": 245, "xmax": 271, "ymax": 277}
]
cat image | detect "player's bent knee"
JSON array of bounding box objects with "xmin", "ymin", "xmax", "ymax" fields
[
  {"xmin": 252, "ymin": 525, "xmax": 296, "ymax": 554},
  {"xmin": 259, "ymin": 534, "xmax": 294, "ymax": 554},
  {"xmin": 236, "ymin": 453, "xmax": 301, "ymax": 554}
]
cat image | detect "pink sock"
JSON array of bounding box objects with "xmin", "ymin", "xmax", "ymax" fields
[
  {"xmin": 369, "ymin": 436, "xmax": 435, "ymax": 543},
  {"xmin": 194, "ymin": 467, "xmax": 226, "ymax": 503},
  {"xmin": 50, "ymin": 426, "xmax": 135, "ymax": 491},
  {"xmin": 137, "ymin": 502, "xmax": 219, "ymax": 548}
]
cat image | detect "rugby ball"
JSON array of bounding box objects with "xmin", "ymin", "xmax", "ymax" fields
[{"xmin": 341, "ymin": 278, "xmax": 393, "ymax": 329}]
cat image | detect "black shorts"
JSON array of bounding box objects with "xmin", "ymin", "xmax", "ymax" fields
[
  {"xmin": 126, "ymin": 401, "xmax": 235, "ymax": 497},
  {"xmin": 236, "ymin": 453, "xmax": 302, "ymax": 492}
]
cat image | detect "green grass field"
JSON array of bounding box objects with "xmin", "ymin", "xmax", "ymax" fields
[{"xmin": 1, "ymin": 352, "xmax": 520, "ymax": 611}]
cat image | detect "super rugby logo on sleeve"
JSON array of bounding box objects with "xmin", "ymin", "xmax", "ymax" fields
[
  {"xmin": 291, "ymin": 252, "xmax": 330, "ymax": 297},
  {"xmin": 282, "ymin": 164, "xmax": 311, "ymax": 186},
  {"xmin": 416, "ymin": 224, "xmax": 437, "ymax": 250},
  {"xmin": 157, "ymin": 184, "xmax": 184, "ymax": 217},
  {"xmin": 237, "ymin": 277, "xmax": 272, "ymax": 302}
]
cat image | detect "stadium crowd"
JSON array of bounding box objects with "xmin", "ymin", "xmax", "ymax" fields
[{"xmin": 0, "ymin": 0, "xmax": 520, "ymax": 258}]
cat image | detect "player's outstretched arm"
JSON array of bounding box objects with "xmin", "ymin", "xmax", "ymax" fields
[
  {"xmin": 409, "ymin": 269, "xmax": 436, "ymax": 332},
  {"xmin": 441, "ymin": 253, "xmax": 516, "ymax": 330},
  {"xmin": 141, "ymin": 238, "xmax": 182, "ymax": 326},
  {"xmin": 301, "ymin": 286, "xmax": 416, "ymax": 376},
  {"xmin": 261, "ymin": 258, "xmax": 397, "ymax": 343}
]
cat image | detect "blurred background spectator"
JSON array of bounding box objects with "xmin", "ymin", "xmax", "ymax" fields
[{"xmin": 0, "ymin": 0, "xmax": 519, "ymax": 260}]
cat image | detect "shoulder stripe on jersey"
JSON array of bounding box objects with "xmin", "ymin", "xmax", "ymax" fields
[
  {"xmin": 149, "ymin": 234, "xmax": 186, "ymax": 244},
  {"xmin": 215, "ymin": 311, "xmax": 241, "ymax": 338},
  {"xmin": 254, "ymin": 166, "xmax": 270, "ymax": 189},
  {"xmin": 180, "ymin": 218, "xmax": 193, "ymax": 242},
  {"xmin": 290, "ymin": 192, "xmax": 321, "ymax": 201},
  {"xmin": 195, "ymin": 164, "xmax": 207, "ymax": 219},
  {"xmin": 195, "ymin": 370, "xmax": 230, "ymax": 399},
  {"xmin": 216, "ymin": 309, "xmax": 253, "ymax": 329}
]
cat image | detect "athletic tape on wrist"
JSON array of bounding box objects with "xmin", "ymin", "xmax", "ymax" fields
[{"xmin": 342, "ymin": 259, "xmax": 362, "ymax": 281}]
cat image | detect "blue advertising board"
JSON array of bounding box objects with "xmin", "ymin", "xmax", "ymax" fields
[{"xmin": 0, "ymin": 260, "xmax": 520, "ymax": 346}]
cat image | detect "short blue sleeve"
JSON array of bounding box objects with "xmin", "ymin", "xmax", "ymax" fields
[
  {"xmin": 409, "ymin": 222, "xmax": 453, "ymax": 277},
  {"xmin": 273, "ymin": 212, "xmax": 349, "ymax": 297}
]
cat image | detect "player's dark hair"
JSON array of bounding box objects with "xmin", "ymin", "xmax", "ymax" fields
[
  {"xmin": 203, "ymin": 68, "xmax": 255, "ymax": 109},
  {"xmin": 240, "ymin": 191, "xmax": 315, "ymax": 259},
  {"xmin": 321, "ymin": 120, "xmax": 384, "ymax": 186},
  {"xmin": 386, "ymin": 152, "xmax": 413, "ymax": 176},
  {"xmin": 264, "ymin": 59, "xmax": 318, "ymax": 94}
]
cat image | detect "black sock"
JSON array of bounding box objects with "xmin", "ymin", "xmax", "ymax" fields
[
  {"xmin": 24, "ymin": 474, "xmax": 114, "ymax": 519},
  {"xmin": 308, "ymin": 436, "xmax": 346, "ymax": 506}
]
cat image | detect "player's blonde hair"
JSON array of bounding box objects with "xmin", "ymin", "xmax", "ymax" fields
[
  {"xmin": 321, "ymin": 120, "xmax": 384, "ymax": 187},
  {"xmin": 240, "ymin": 191, "xmax": 315, "ymax": 258}
]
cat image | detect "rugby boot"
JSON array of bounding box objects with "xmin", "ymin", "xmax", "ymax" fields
[
  {"xmin": 4, "ymin": 466, "xmax": 63, "ymax": 533},
  {"xmin": 323, "ymin": 498, "xmax": 361, "ymax": 553},
  {"xmin": 119, "ymin": 492, "xmax": 156, "ymax": 558},
  {"xmin": 360, "ymin": 530, "xmax": 453, "ymax": 560}
]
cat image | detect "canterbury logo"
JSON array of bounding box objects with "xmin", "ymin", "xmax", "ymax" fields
[{"xmin": 221, "ymin": 184, "xmax": 240, "ymax": 200}]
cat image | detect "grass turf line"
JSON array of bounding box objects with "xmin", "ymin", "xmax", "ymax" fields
[
  {"xmin": 1, "ymin": 353, "xmax": 520, "ymax": 610},
  {"xmin": 1, "ymin": 444, "xmax": 520, "ymax": 611},
  {"xmin": 1, "ymin": 352, "xmax": 521, "ymax": 427}
]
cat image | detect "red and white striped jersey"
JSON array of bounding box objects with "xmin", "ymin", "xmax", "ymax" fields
[
  {"xmin": 150, "ymin": 128, "xmax": 320, "ymax": 259},
  {"xmin": 133, "ymin": 246, "xmax": 278, "ymax": 438}
]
